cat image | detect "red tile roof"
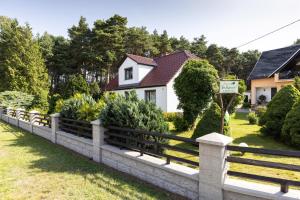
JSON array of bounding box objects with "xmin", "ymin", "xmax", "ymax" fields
[
  {"xmin": 106, "ymin": 51, "xmax": 199, "ymax": 91},
  {"xmin": 126, "ymin": 54, "xmax": 157, "ymax": 66}
]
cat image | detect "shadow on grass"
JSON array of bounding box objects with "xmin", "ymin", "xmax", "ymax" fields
[{"xmin": 1, "ymin": 122, "xmax": 183, "ymax": 200}]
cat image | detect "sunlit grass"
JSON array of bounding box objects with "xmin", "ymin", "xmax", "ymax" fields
[{"xmin": 0, "ymin": 121, "xmax": 173, "ymax": 200}]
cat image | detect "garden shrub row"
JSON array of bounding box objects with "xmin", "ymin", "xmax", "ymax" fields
[
  {"xmin": 55, "ymin": 91, "xmax": 168, "ymax": 135},
  {"xmin": 260, "ymin": 85, "xmax": 300, "ymax": 146}
]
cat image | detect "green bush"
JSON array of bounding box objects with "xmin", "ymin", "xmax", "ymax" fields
[
  {"xmin": 89, "ymin": 81, "xmax": 101, "ymax": 100},
  {"xmin": 260, "ymin": 85, "xmax": 300, "ymax": 138},
  {"xmin": 56, "ymin": 93, "xmax": 105, "ymax": 121},
  {"xmin": 256, "ymin": 106, "xmax": 267, "ymax": 125},
  {"xmin": 294, "ymin": 76, "xmax": 300, "ymax": 91},
  {"xmin": 0, "ymin": 91, "xmax": 35, "ymax": 109},
  {"xmin": 163, "ymin": 112, "xmax": 181, "ymax": 122},
  {"xmin": 48, "ymin": 94, "xmax": 62, "ymax": 114},
  {"xmin": 247, "ymin": 112, "xmax": 258, "ymax": 124},
  {"xmin": 60, "ymin": 74, "xmax": 90, "ymax": 99},
  {"xmin": 174, "ymin": 59, "xmax": 219, "ymax": 129},
  {"xmin": 242, "ymin": 101, "xmax": 250, "ymax": 109},
  {"xmin": 173, "ymin": 113, "xmax": 189, "ymax": 131},
  {"xmin": 192, "ymin": 102, "xmax": 230, "ymax": 139},
  {"xmin": 282, "ymin": 100, "xmax": 300, "ymax": 146},
  {"xmin": 100, "ymin": 91, "xmax": 168, "ymax": 133}
]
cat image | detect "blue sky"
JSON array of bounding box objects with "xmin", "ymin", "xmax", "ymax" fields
[{"xmin": 1, "ymin": 0, "xmax": 300, "ymax": 52}]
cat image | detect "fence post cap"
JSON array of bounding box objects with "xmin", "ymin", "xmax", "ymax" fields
[
  {"xmin": 91, "ymin": 119, "xmax": 103, "ymax": 125},
  {"xmin": 196, "ymin": 132, "xmax": 233, "ymax": 146},
  {"xmin": 50, "ymin": 113, "xmax": 60, "ymax": 117},
  {"xmin": 29, "ymin": 110, "xmax": 39, "ymax": 114}
]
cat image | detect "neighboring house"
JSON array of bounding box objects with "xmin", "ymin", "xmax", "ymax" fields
[
  {"xmin": 248, "ymin": 44, "xmax": 300, "ymax": 105},
  {"xmin": 106, "ymin": 51, "xmax": 198, "ymax": 112}
]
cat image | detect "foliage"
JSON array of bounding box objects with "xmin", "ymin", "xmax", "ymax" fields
[
  {"xmin": 247, "ymin": 112, "xmax": 258, "ymax": 125},
  {"xmin": 294, "ymin": 76, "xmax": 300, "ymax": 91},
  {"xmin": 100, "ymin": 91, "xmax": 168, "ymax": 133},
  {"xmin": 0, "ymin": 17, "xmax": 49, "ymax": 108},
  {"xmin": 192, "ymin": 102, "xmax": 230, "ymax": 139},
  {"xmin": 57, "ymin": 93, "xmax": 105, "ymax": 121},
  {"xmin": 174, "ymin": 59, "xmax": 219, "ymax": 129},
  {"xmin": 61, "ymin": 74, "xmax": 90, "ymax": 99},
  {"xmin": 89, "ymin": 81, "xmax": 101, "ymax": 100},
  {"xmin": 173, "ymin": 113, "xmax": 189, "ymax": 131},
  {"xmin": 124, "ymin": 27, "xmax": 158, "ymax": 56},
  {"xmin": 163, "ymin": 112, "xmax": 181, "ymax": 122},
  {"xmin": 260, "ymin": 85, "xmax": 300, "ymax": 138},
  {"xmin": 282, "ymin": 100, "xmax": 300, "ymax": 146},
  {"xmin": 190, "ymin": 35, "xmax": 207, "ymax": 58},
  {"xmin": 0, "ymin": 91, "xmax": 35, "ymax": 109},
  {"xmin": 242, "ymin": 102, "xmax": 250, "ymax": 108},
  {"xmin": 257, "ymin": 106, "xmax": 267, "ymax": 125},
  {"xmin": 48, "ymin": 93, "xmax": 62, "ymax": 114}
]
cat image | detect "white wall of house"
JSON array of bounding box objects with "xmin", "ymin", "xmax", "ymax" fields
[
  {"xmin": 166, "ymin": 68, "xmax": 182, "ymax": 112},
  {"xmin": 256, "ymin": 87, "xmax": 272, "ymax": 102},
  {"xmin": 114, "ymin": 86, "xmax": 168, "ymax": 112},
  {"xmin": 118, "ymin": 57, "xmax": 153, "ymax": 85}
]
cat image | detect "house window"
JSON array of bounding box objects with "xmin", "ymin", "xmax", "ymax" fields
[
  {"xmin": 125, "ymin": 67, "xmax": 133, "ymax": 80},
  {"xmin": 145, "ymin": 90, "xmax": 156, "ymax": 104}
]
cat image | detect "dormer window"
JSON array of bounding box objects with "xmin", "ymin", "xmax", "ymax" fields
[{"xmin": 125, "ymin": 67, "xmax": 133, "ymax": 80}]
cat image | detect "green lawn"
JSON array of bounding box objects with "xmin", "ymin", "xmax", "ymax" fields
[
  {"xmin": 167, "ymin": 112, "xmax": 300, "ymax": 186},
  {"xmin": 0, "ymin": 121, "xmax": 179, "ymax": 200}
]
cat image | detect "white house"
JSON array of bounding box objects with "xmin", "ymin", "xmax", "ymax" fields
[{"xmin": 106, "ymin": 51, "xmax": 199, "ymax": 112}]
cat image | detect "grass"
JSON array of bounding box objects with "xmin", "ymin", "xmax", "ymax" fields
[
  {"xmin": 0, "ymin": 121, "xmax": 179, "ymax": 200},
  {"xmin": 167, "ymin": 112, "xmax": 300, "ymax": 187}
]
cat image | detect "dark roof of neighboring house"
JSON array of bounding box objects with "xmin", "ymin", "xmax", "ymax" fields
[
  {"xmin": 248, "ymin": 44, "xmax": 300, "ymax": 80},
  {"xmin": 106, "ymin": 51, "xmax": 199, "ymax": 90}
]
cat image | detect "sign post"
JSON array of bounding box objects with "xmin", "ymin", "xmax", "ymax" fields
[{"xmin": 219, "ymin": 80, "xmax": 239, "ymax": 134}]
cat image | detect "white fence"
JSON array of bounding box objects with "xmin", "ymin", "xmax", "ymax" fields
[{"xmin": 0, "ymin": 107, "xmax": 299, "ymax": 200}]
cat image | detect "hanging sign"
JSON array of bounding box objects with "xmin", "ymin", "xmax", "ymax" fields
[{"xmin": 220, "ymin": 80, "xmax": 239, "ymax": 94}]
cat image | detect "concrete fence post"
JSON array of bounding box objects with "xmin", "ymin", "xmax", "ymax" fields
[
  {"xmin": 196, "ymin": 132, "xmax": 233, "ymax": 200},
  {"xmin": 29, "ymin": 110, "xmax": 39, "ymax": 133},
  {"xmin": 50, "ymin": 113, "xmax": 60, "ymax": 144},
  {"xmin": 91, "ymin": 119, "xmax": 107, "ymax": 163},
  {"xmin": 0, "ymin": 107, "xmax": 3, "ymax": 120},
  {"xmin": 16, "ymin": 108, "xmax": 25, "ymax": 127},
  {"xmin": 7, "ymin": 107, "xmax": 12, "ymax": 123}
]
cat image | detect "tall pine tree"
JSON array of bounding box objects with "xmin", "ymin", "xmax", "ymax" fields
[{"xmin": 0, "ymin": 16, "xmax": 49, "ymax": 107}]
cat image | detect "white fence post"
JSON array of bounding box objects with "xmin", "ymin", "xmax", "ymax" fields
[
  {"xmin": 91, "ymin": 119, "xmax": 107, "ymax": 163},
  {"xmin": 29, "ymin": 110, "xmax": 39, "ymax": 133},
  {"xmin": 50, "ymin": 113, "xmax": 60, "ymax": 144},
  {"xmin": 196, "ymin": 132, "xmax": 233, "ymax": 200}
]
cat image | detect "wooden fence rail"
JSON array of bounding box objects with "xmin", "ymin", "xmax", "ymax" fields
[
  {"xmin": 105, "ymin": 126, "xmax": 199, "ymax": 167},
  {"xmin": 226, "ymin": 145, "xmax": 300, "ymax": 193}
]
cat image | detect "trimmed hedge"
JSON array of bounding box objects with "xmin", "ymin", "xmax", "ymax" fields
[
  {"xmin": 0, "ymin": 91, "xmax": 35, "ymax": 109},
  {"xmin": 100, "ymin": 91, "xmax": 168, "ymax": 133},
  {"xmin": 247, "ymin": 112, "xmax": 258, "ymax": 125},
  {"xmin": 192, "ymin": 102, "xmax": 230, "ymax": 139},
  {"xmin": 260, "ymin": 85, "xmax": 300, "ymax": 138},
  {"xmin": 56, "ymin": 93, "xmax": 106, "ymax": 121},
  {"xmin": 282, "ymin": 100, "xmax": 300, "ymax": 146}
]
